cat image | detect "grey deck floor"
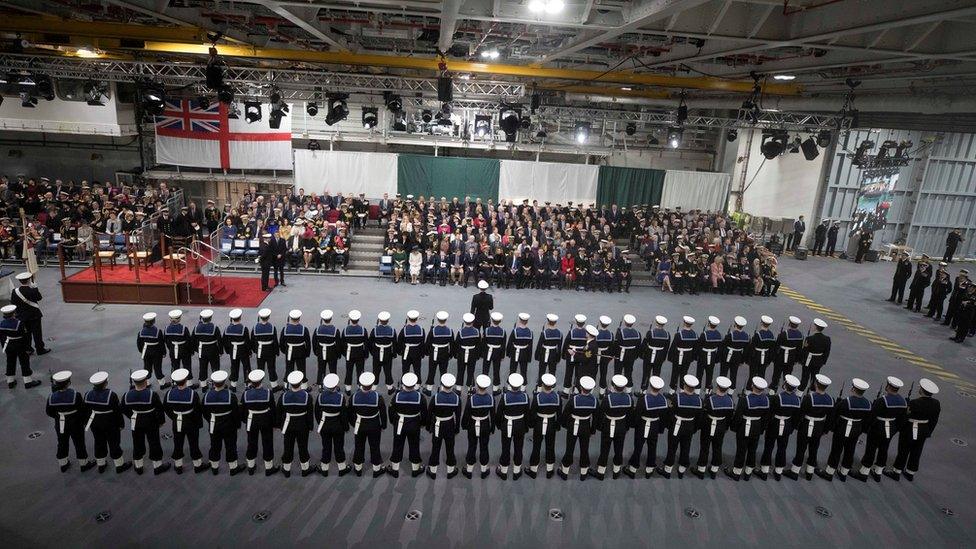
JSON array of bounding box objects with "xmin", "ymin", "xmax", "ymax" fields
[{"xmin": 1, "ymin": 255, "xmax": 974, "ymax": 548}]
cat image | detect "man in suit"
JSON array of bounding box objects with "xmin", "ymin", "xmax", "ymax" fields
[
  {"xmin": 378, "ymin": 193, "xmax": 392, "ymax": 227},
  {"xmin": 258, "ymin": 234, "xmax": 275, "ymax": 291},
  {"xmin": 789, "ymin": 216, "xmax": 806, "ymax": 252},
  {"xmin": 470, "ymin": 280, "xmax": 494, "ymax": 331},
  {"xmin": 812, "ymin": 219, "xmax": 828, "ymax": 256},
  {"xmin": 944, "ymin": 228, "xmax": 964, "ymax": 263},
  {"xmin": 270, "ymin": 232, "xmax": 287, "ymax": 287}
]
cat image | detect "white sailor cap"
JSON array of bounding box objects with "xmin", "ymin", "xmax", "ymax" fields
[
  {"xmin": 682, "ymin": 315, "xmax": 695, "ymax": 325},
  {"xmin": 683, "ymin": 374, "xmax": 700, "ymax": 388},
  {"xmin": 752, "ymin": 377, "xmax": 769, "ymax": 390},
  {"xmin": 919, "ymin": 378, "xmax": 939, "ymax": 395},
  {"xmin": 649, "ymin": 376, "xmax": 665, "ymax": 390},
  {"xmin": 289, "ymin": 309, "xmax": 302, "ymax": 320},
  {"xmin": 407, "ymin": 310, "xmax": 420, "ymax": 320},
  {"xmin": 0, "ymin": 304, "xmax": 15, "ymax": 315},
  {"xmin": 852, "ymin": 378, "xmax": 869, "ymax": 391},
  {"xmin": 142, "ymin": 312, "xmax": 157, "ymax": 322},
  {"xmin": 491, "ymin": 312, "xmax": 504, "ymax": 322},
  {"xmin": 286, "ymin": 370, "xmax": 304, "ymax": 386},
  {"xmin": 200, "ymin": 309, "xmax": 214, "ymax": 319},
  {"xmin": 715, "ymin": 376, "xmax": 732, "ymax": 390},
  {"xmin": 508, "ymin": 373, "xmax": 525, "ymax": 388},
  {"xmin": 579, "ymin": 376, "xmax": 596, "ymax": 391},
  {"xmin": 52, "ymin": 370, "xmax": 72, "ymax": 383},
  {"xmin": 962, "ymin": 269, "xmax": 971, "ymax": 275},
  {"xmin": 348, "ymin": 309, "xmax": 362, "ymax": 321},
  {"xmin": 378, "ymin": 311, "xmax": 391, "ymax": 322},
  {"xmin": 734, "ymin": 316, "xmax": 747, "ymax": 327},
  {"xmin": 477, "ymin": 279, "xmax": 489, "ymax": 290},
  {"xmin": 611, "ymin": 374, "xmax": 628, "ymax": 389},
  {"xmin": 788, "ymin": 316, "xmax": 801, "ymax": 325},
  {"xmin": 476, "ymin": 374, "xmax": 492, "ymax": 389},
  {"xmin": 939, "ymin": 262, "xmax": 948, "ymax": 267},
  {"xmin": 210, "ymin": 370, "xmax": 229, "ymax": 384},
  {"xmin": 130, "ymin": 369, "xmax": 149, "ymax": 383},
  {"xmin": 813, "ymin": 318, "xmax": 828, "ymax": 329},
  {"xmin": 248, "ymin": 369, "xmax": 266, "ymax": 383},
  {"xmin": 436, "ymin": 311, "xmax": 449, "ymax": 322},
  {"xmin": 540, "ymin": 373, "xmax": 557, "ymax": 387},
  {"xmin": 359, "ymin": 371, "xmax": 376, "ymax": 386},
  {"xmin": 89, "ymin": 371, "xmax": 109, "ymax": 385},
  {"xmin": 462, "ymin": 313, "xmax": 475, "ymax": 324},
  {"xmin": 322, "ymin": 373, "xmax": 340, "ymax": 389},
  {"xmin": 546, "ymin": 313, "xmax": 559, "ymax": 323},
  {"xmin": 441, "ymin": 373, "xmax": 457, "ymax": 388},
  {"xmin": 320, "ymin": 309, "xmax": 334, "ymax": 321},
  {"xmin": 168, "ymin": 309, "xmax": 183, "ymax": 320},
  {"xmin": 599, "ymin": 315, "xmax": 612, "ymax": 326},
  {"xmin": 402, "ymin": 372, "xmax": 419, "ymax": 387},
  {"xmin": 574, "ymin": 314, "xmax": 587, "ymax": 324},
  {"xmin": 886, "ymin": 376, "xmax": 904, "ymax": 389},
  {"xmin": 784, "ymin": 374, "xmax": 801, "ymax": 388},
  {"xmin": 815, "ymin": 373, "xmax": 832, "ymax": 386},
  {"xmin": 623, "ymin": 314, "xmax": 636, "ymax": 325},
  {"xmin": 707, "ymin": 315, "xmax": 720, "ymax": 326},
  {"xmin": 585, "ymin": 324, "xmax": 599, "ymax": 337},
  {"xmin": 15, "ymin": 272, "xmax": 32, "ymax": 281},
  {"xmin": 760, "ymin": 315, "xmax": 773, "ymax": 325},
  {"xmin": 518, "ymin": 312, "xmax": 530, "ymax": 322},
  {"xmin": 406, "ymin": 194, "xmax": 414, "ymax": 199},
  {"xmin": 171, "ymin": 368, "xmax": 190, "ymax": 383},
  {"xmin": 229, "ymin": 309, "xmax": 243, "ymax": 320},
  {"xmin": 258, "ymin": 308, "xmax": 272, "ymax": 318},
  {"xmin": 655, "ymin": 315, "xmax": 668, "ymax": 325}
]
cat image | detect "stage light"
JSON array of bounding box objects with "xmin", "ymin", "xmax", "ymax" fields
[
  {"xmin": 217, "ymin": 87, "xmax": 234, "ymax": 104},
  {"xmin": 895, "ymin": 140, "xmax": 913, "ymax": 158},
  {"xmin": 480, "ymin": 49, "xmax": 500, "ymax": 60},
  {"xmin": 85, "ymin": 81, "xmax": 105, "ymax": 106},
  {"xmin": 727, "ymin": 128, "xmax": 738, "ymax": 142},
  {"xmin": 575, "ymin": 121, "xmax": 590, "ymax": 144},
  {"xmin": 788, "ymin": 137, "xmax": 802, "ymax": 153},
  {"xmin": 325, "ymin": 94, "xmax": 349, "ymax": 126},
  {"xmin": 667, "ymin": 127, "xmax": 682, "ymax": 148},
  {"xmin": 648, "ymin": 136, "xmax": 660, "ymax": 146},
  {"xmin": 800, "ymin": 137, "xmax": 820, "ymax": 160},
  {"xmin": 498, "ymin": 105, "xmax": 521, "ymax": 142},
  {"xmin": 545, "ymin": 0, "xmax": 565, "ymax": 13},
  {"xmin": 520, "ymin": 115, "xmax": 531, "ymax": 130},
  {"xmin": 141, "ymin": 85, "xmax": 166, "ymax": 117},
  {"xmin": 196, "ymin": 96, "xmax": 211, "ymax": 110},
  {"xmin": 384, "ymin": 91, "xmax": 402, "ymax": 113},
  {"xmin": 268, "ymin": 108, "xmax": 284, "ymax": 129},
  {"xmin": 244, "ymin": 101, "xmax": 262, "ymax": 124},
  {"xmin": 19, "ymin": 92, "xmax": 36, "ymax": 108},
  {"xmin": 227, "ymin": 102, "xmax": 240, "ymax": 119},
  {"xmin": 773, "ymin": 74, "xmax": 796, "ymax": 81},
  {"xmin": 269, "ymin": 88, "xmax": 282, "ymax": 105},
  {"xmin": 392, "ymin": 111, "xmax": 407, "ymax": 132},
  {"xmin": 362, "ymin": 106, "xmax": 378, "ymax": 129},
  {"xmin": 760, "ymin": 130, "xmax": 789, "ymax": 159},
  {"xmin": 816, "ymin": 130, "xmax": 831, "ymax": 148},
  {"xmin": 625, "ymin": 122, "xmax": 637, "ymax": 136},
  {"xmin": 421, "ymin": 109, "xmax": 433, "ymax": 124},
  {"xmin": 35, "ymin": 76, "xmax": 54, "ymax": 101},
  {"xmin": 306, "ymin": 102, "xmax": 318, "ymax": 117},
  {"xmin": 528, "ymin": 0, "xmax": 546, "ymax": 12},
  {"xmin": 474, "ymin": 114, "xmax": 491, "ymax": 137},
  {"xmin": 76, "ymin": 47, "xmax": 101, "ymax": 59}
]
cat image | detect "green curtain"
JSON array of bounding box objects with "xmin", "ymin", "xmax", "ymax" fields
[
  {"xmin": 596, "ymin": 166, "xmax": 665, "ymax": 207},
  {"xmin": 396, "ymin": 155, "xmax": 500, "ymax": 202}
]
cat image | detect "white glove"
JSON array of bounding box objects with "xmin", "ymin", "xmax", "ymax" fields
[{"xmin": 254, "ymin": 258, "xmax": 259, "ymax": 264}]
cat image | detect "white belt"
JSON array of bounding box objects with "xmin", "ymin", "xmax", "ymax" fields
[
  {"xmin": 256, "ymin": 340, "xmax": 272, "ymax": 359},
  {"xmin": 909, "ymin": 418, "xmax": 928, "ymax": 440},
  {"xmin": 877, "ymin": 416, "xmax": 897, "ymax": 440},
  {"xmin": 171, "ymin": 340, "xmax": 184, "ymax": 357},
  {"xmin": 642, "ymin": 416, "xmax": 660, "ymax": 438},
  {"xmin": 839, "ymin": 415, "xmax": 861, "ymax": 438},
  {"xmin": 618, "ymin": 345, "xmax": 635, "ymax": 362},
  {"xmin": 780, "ymin": 345, "xmax": 796, "ymax": 364},
  {"xmin": 433, "ymin": 415, "xmax": 454, "ymax": 438},
  {"xmin": 472, "ymin": 414, "xmax": 490, "ymax": 437},
  {"xmin": 726, "ymin": 347, "xmax": 742, "ymax": 363},
  {"xmin": 571, "ymin": 414, "xmax": 591, "ymax": 436},
  {"xmin": 129, "ymin": 410, "xmax": 144, "ymax": 432},
  {"xmin": 404, "ymin": 342, "xmax": 421, "ymax": 358},
  {"xmin": 707, "ymin": 414, "xmax": 726, "ymax": 437},
  {"xmin": 317, "ymin": 410, "xmax": 342, "ymax": 433},
  {"xmin": 282, "ymin": 411, "xmax": 306, "ymax": 433},
  {"xmin": 504, "ymin": 414, "xmax": 524, "ymax": 438},
  {"xmin": 246, "ymin": 408, "xmax": 270, "ymax": 432},
  {"xmin": 172, "ymin": 409, "xmax": 195, "ymax": 433},
  {"xmin": 543, "ymin": 344, "xmax": 559, "ymax": 364},
  {"xmin": 513, "ymin": 343, "xmax": 529, "ymax": 363},
  {"xmin": 56, "ymin": 410, "xmax": 76, "ymax": 434},
  {"xmin": 486, "ymin": 343, "xmax": 502, "ymax": 360},
  {"xmin": 606, "ymin": 414, "xmax": 626, "ymax": 438},
  {"xmin": 209, "ymin": 411, "xmax": 231, "ymax": 434},
  {"xmin": 702, "ymin": 347, "xmax": 717, "ymax": 365},
  {"xmin": 140, "ymin": 340, "xmax": 159, "ymax": 360},
  {"xmin": 318, "ymin": 341, "xmax": 336, "ymax": 360},
  {"xmin": 805, "ymin": 352, "xmax": 823, "ymax": 367},
  {"xmin": 197, "ymin": 339, "xmax": 218, "ymax": 358},
  {"xmin": 758, "ymin": 348, "xmax": 768, "ymax": 364},
  {"xmin": 804, "ymin": 415, "xmax": 826, "ymax": 438},
  {"xmin": 647, "ymin": 345, "xmax": 663, "ymax": 364},
  {"xmin": 375, "ymin": 342, "xmax": 393, "ymax": 363},
  {"xmin": 568, "ymin": 345, "xmax": 582, "ymax": 363},
  {"xmin": 396, "ymin": 412, "xmax": 420, "ymax": 436},
  {"xmin": 286, "ymin": 342, "xmax": 304, "ymax": 361},
  {"xmin": 538, "ymin": 412, "xmax": 556, "ymax": 436},
  {"xmin": 346, "ymin": 341, "xmax": 364, "ymax": 362},
  {"xmin": 742, "ymin": 415, "xmax": 762, "ymax": 438},
  {"xmin": 461, "ymin": 344, "xmax": 477, "ymax": 363},
  {"xmin": 672, "ymin": 414, "xmax": 695, "ymax": 436},
  {"xmin": 432, "ymin": 342, "xmax": 450, "ymax": 362},
  {"xmin": 85, "ymin": 409, "xmax": 112, "ymax": 431},
  {"xmin": 676, "ymin": 346, "xmax": 692, "ymax": 365},
  {"xmin": 775, "ymin": 414, "xmax": 791, "ymax": 436},
  {"xmin": 229, "ymin": 340, "xmax": 246, "ymax": 360},
  {"xmin": 355, "ymin": 412, "xmax": 379, "ymax": 435}
]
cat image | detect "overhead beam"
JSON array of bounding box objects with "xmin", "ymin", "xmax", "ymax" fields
[
  {"xmin": 905, "ymin": 21, "xmax": 940, "ymax": 52},
  {"xmin": 747, "ymin": 4, "xmax": 774, "ymax": 38},
  {"xmin": 707, "ymin": 0, "xmax": 733, "ymax": 36},
  {"xmin": 437, "ymin": 0, "xmax": 463, "ymax": 53},
  {"xmin": 867, "ymin": 28, "xmax": 889, "ymax": 49},
  {"xmin": 249, "ymin": 1, "xmax": 350, "ymax": 51}
]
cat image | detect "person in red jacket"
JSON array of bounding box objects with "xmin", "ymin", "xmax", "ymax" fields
[{"xmin": 560, "ymin": 253, "xmax": 576, "ymax": 290}]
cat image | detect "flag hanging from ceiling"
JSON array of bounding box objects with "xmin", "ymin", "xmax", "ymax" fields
[{"xmin": 154, "ymin": 99, "xmax": 293, "ymax": 171}]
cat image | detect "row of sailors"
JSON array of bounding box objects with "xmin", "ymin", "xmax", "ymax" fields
[
  {"xmin": 46, "ymin": 364, "xmax": 940, "ymax": 483},
  {"xmin": 136, "ymin": 307, "xmax": 832, "ymax": 398}
]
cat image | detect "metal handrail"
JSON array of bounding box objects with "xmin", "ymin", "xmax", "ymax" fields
[{"xmin": 174, "ymin": 245, "xmax": 221, "ymax": 305}]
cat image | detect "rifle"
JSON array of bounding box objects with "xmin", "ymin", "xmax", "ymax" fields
[
  {"xmin": 875, "ymin": 377, "xmax": 885, "ymax": 399},
  {"xmin": 838, "ymin": 378, "xmax": 847, "ymax": 399},
  {"xmin": 907, "ymin": 380, "xmax": 915, "ymax": 399}
]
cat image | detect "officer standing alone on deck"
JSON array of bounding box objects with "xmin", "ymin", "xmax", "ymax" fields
[
  {"xmin": 122, "ymin": 369, "xmax": 170, "ymax": 475},
  {"xmin": 84, "ymin": 371, "xmax": 130, "ymax": 474},
  {"xmin": 387, "ymin": 372, "xmax": 427, "ymax": 478},
  {"xmin": 696, "ymin": 376, "xmax": 734, "ymax": 479},
  {"xmin": 241, "ymin": 369, "xmax": 277, "ymax": 476},
  {"xmin": 470, "ymin": 280, "xmax": 493, "ymax": 331},
  {"xmin": 164, "ymin": 368, "xmax": 205, "ymax": 474},
  {"xmin": 527, "ymin": 373, "xmax": 561, "ymax": 478},
  {"xmin": 888, "ymin": 378, "xmax": 940, "ymax": 481},
  {"xmin": 11, "ymin": 272, "xmax": 50, "ymax": 355},
  {"xmin": 47, "ymin": 370, "xmax": 95, "ymax": 472},
  {"xmin": 1, "ymin": 304, "xmax": 40, "ymax": 388},
  {"xmin": 625, "ymin": 375, "xmax": 669, "ymax": 478},
  {"xmin": 462, "ymin": 374, "xmax": 496, "ymax": 478},
  {"xmin": 315, "ymin": 373, "xmax": 349, "ymax": 477}
]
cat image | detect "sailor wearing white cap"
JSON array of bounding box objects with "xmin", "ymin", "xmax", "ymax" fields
[
  {"xmin": 164, "ymin": 309, "xmax": 192, "ymax": 379},
  {"xmin": 507, "ymin": 313, "xmax": 534, "ymax": 381},
  {"xmin": 277, "ymin": 371, "xmax": 314, "ymax": 477},
  {"xmin": 799, "ymin": 318, "xmax": 831, "ymax": 391},
  {"xmin": 84, "ymin": 371, "xmax": 131, "ymax": 474},
  {"xmin": 463, "ymin": 374, "xmax": 496, "ymax": 479},
  {"xmin": 594, "ymin": 374, "xmax": 633, "ymax": 480},
  {"xmin": 250, "ymin": 309, "xmax": 280, "ymax": 390},
  {"xmin": 639, "ymin": 316, "xmax": 670, "ymax": 391},
  {"xmin": 399, "ymin": 310, "xmax": 426, "ymax": 380},
  {"xmin": 47, "ymin": 370, "xmax": 96, "ymax": 472},
  {"xmin": 192, "ymin": 309, "xmax": 223, "ymax": 388},
  {"xmin": 695, "ymin": 316, "xmax": 723, "ymax": 394},
  {"xmin": 749, "ymin": 315, "xmax": 777, "ymax": 394},
  {"xmin": 562, "ymin": 314, "xmax": 589, "ymax": 397},
  {"xmin": 593, "ymin": 316, "xmax": 615, "ymax": 394},
  {"xmin": 10, "ymin": 271, "xmax": 49, "ymax": 355},
  {"xmin": 369, "ymin": 311, "xmax": 397, "ymax": 394},
  {"xmin": 427, "ymin": 373, "xmax": 461, "ymax": 479},
  {"xmin": 424, "ymin": 311, "xmax": 454, "ymax": 393},
  {"xmin": 658, "ymin": 375, "xmax": 702, "ymax": 479},
  {"xmin": 315, "ymin": 373, "xmax": 349, "ymax": 477},
  {"xmin": 558, "ymin": 376, "xmax": 598, "ymax": 481},
  {"xmin": 481, "ymin": 312, "xmax": 507, "ymax": 393},
  {"xmin": 890, "ymin": 378, "xmax": 940, "ymax": 481},
  {"xmin": 456, "ymin": 313, "xmax": 482, "ymax": 391},
  {"xmin": 624, "ymin": 376, "xmax": 668, "ymax": 478},
  {"xmin": 241, "ymin": 369, "xmax": 278, "ymax": 476},
  {"xmin": 721, "ymin": 316, "xmax": 750, "ymax": 391},
  {"xmin": 350, "ymin": 371, "xmax": 388, "ymax": 477},
  {"xmin": 820, "ymin": 378, "xmax": 871, "ymax": 482},
  {"xmin": 135, "ymin": 312, "xmax": 166, "ymax": 387},
  {"xmin": 496, "ymin": 372, "xmax": 530, "ymax": 480},
  {"xmin": 223, "ymin": 309, "xmax": 251, "ymax": 390},
  {"xmin": 341, "ymin": 310, "xmax": 368, "ymax": 394},
  {"xmin": 201, "ymin": 370, "xmax": 245, "ymax": 475},
  {"xmin": 854, "ymin": 375, "xmax": 908, "ymax": 482},
  {"xmin": 281, "ymin": 310, "xmax": 311, "ymax": 382},
  {"xmin": 470, "ymin": 279, "xmax": 494, "ymax": 330},
  {"xmin": 121, "ymin": 369, "xmax": 170, "ymax": 475},
  {"xmin": 535, "ymin": 313, "xmax": 563, "ymax": 383},
  {"xmin": 726, "ymin": 377, "xmax": 770, "ymax": 481},
  {"xmin": 771, "ymin": 316, "xmax": 803, "ymax": 393},
  {"xmin": 667, "ymin": 316, "xmax": 699, "ymax": 391},
  {"xmin": 694, "ymin": 376, "xmax": 734, "ymax": 480},
  {"xmin": 163, "ymin": 368, "xmax": 205, "ymax": 474},
  {"xmin": 785, "ymin": 374, "xmax": 833, "ymax": 481},
  {"xmin": 526, "ymin": 373, "xmax": 560, "ymax": 479},
  {"xmin": 906, "ymin": 254, "xmax": 933, "ymax": 311},
  {"xmin": 312, "ymin": 310, "xmax": 340, "ymax": 391},
  {"xmin": 614, "ymin": 315, "xmax": 641, "ymax": 393},
  {"xmin": 759, "ymin": 374, "xmax": 802, "ymax": 480},
  {"xmin": 1, "ymin": 303, "xmax": 40, "ymax": 389},
  {"xmin": 387, "ymin": 372, "xmax": 427, "ymax": 478}
]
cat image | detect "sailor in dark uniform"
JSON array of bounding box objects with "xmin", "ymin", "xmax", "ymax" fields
[
  {"xmin": 668, "ymin": 316, "xmax": 699, "ymax": 391},
  {"xmin": 341, "ymin": 310, "xmax": 369, "ymax": 394},
  {"xmin": 137, "ymin": 312, "xmax": 167, "ymax": 387},
  {"xmin": 202, "ymin": 370, "xmax": 244, "ymax": 475},
  {"xmin": 387, "ymin": 372, "xmax": 427, "ymax": 478},
  {"xmin": 311, "ymin": 375, "xmax": 346, "ymax": 477},
  {"xmin": 192, "ymin": 309, "xmax": 222, "ymax": 388},
  {"xmin": 369, "ymin": 311, "xmax": 397, "ymax": 394},
  {"xmin": 534, "ymin": 313, "xmax": 562, "ymax": 385},
  {"xmin": 462, "ymin": 374, "xmax": 496, "ymax": 478},
  {"xmin": 1, "ymin": 304, "xmax": 40, "ymax": 389},
  {"xmin": 727, "ymin": 377, "xmax": 770, "ymax": 481},
  {"xmin": 639, "ymin": 315, "xmax": 671, "ymax": 391},
  {"xmin": 313, "ymin": 309, "xmax": 340, "ymax": 388},
  {"xmin": 749, "ymin": 315, "xmax": 777, "ymax": 393},
  {"xmin": 888, "ymin": 378, "xmax": 941, "ymax": 481},
  {"xmin": 398, "ymin": 309, "xmax": 426, "ymax": 379},
  {"xmin": 696, "ymin": 376, "xmax": 734, "ymax": 479},
  {"xmin": 614, "ymin": 314, "xmax": 642, "ymax": 392},
  {"xmin": 507, "ymin": 312, "xmax": 534, "ymax": 379},
  {"xmin": 427, "ymin": 373, "xmax": 461, "ymax": 478},
  {"xmin": 240, "ymin": 369, "xmax": 277, "ymax": 476},
  {"xmin": 800, "ymin": 318, "xmax": 831, "ymax": 392},
  {"xmin": 164, "ymin": 309, "xmax": 192, "ymax": 380},
  {"xmin": 595, "ymin": 374, "xmax": 633, "ymax": 480},
  {"xmin": 561, "ymin": 314, "xmax": 589, "ymax": 397},
  {"xmin": 455, "ymin": 313, "xmax": 482, "ymax": 391},
  {"xmin": 481, "ymin": 312, "xmax": 507, "ymax": 393},
  {"xmin": 426, "ymin": 311, "xmax": 454, "ymax": 393},
  {"xmin": 853, "ymin": 376, "xmax": 908, "ymax": 482},
  {"xmin": 47, "ymin": 370, "xmax": 95, "ymax": 472},
  {"xmin": 625, "ymin": 376, "xmax": 669, "ymax": 478},
  {"xmin": 349, "ymin": 371, "xmax": 387, "ymax": 477},
  {"xmin": 496, "ymin": 372, "xmax": 530, "ymax": 479},
  {"xmin": 819, "ymin": 378, "xmax": 871, "ymax": 481},
  {"xmin": 469, "ymin": 279, "xmax": 493, "ymax": 330},
  {"xmin": 122, "ymin": 369, "xmax": 170, "ymax": 475},
  {"xmin": 559, "ymin": 374, "xmax": 598, "ymax": 480},
  {"xmin": 759, "ymin": 374, "xmax": 802, "ymax": 480},
  {"xmin": 84, "ymin": 371, "xmax": 130, "ymax": 473},
  {"xmin": 11, "ymin": 271, "xmax": 49, "ymax": 354},
  {"xmin": 594, "ymin": 316, "xmax": 614, "ymax": 394},
  {"xmin": 279, "ymin": 309, "xmax": 311, "ymax": 380},
  {"xmin": 527, "ymin": 373, "xmax": 561, "ymax": 478},
  {"xmin": 785, "ymin": 374, "xmax": 834, "ymax": 480},
  {"xmin": 252, "ymin": 308, "xmax": 280, "ymax": 390},
  {"xmin": 222, "ymin": 309, "xmax": 251, "ymax": 391},
  {"xmin": 277, "ymin": 370, "xmax": 314, "ymax": 477},
  {"xmin": 695, "ymin": 316, "xmax": 723, "ymax": 394},
  {"xmin": 658, "ymin": 374, "xmax": 702, "ymax": 478},
  {"xmin": 771, "ymin": 316, "xmax": 803, "ymax": 392},
  {"xmin": 163, "ymin": 368, "xmax": 205, "ymax": 474},
  {"xmin": 721, "ymin": 316, "xmax": 750, "ymax": 390}
]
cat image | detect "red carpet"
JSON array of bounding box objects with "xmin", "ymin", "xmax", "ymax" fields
[{"xmin": 66, "ymin": 264, "xmax": 267, "ymax": 307}]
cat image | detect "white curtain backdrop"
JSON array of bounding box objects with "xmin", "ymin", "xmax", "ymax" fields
[
  {"xmin": 660, "ymin": 170, "xmax": 731, "ymax": 211},
  {"xmin": 293, "ymin": 150, "xmax": 398, "ymax": 197},
  {"xmin": 498, "ymin": 160, "xmax": 599, "ymax": 205}
]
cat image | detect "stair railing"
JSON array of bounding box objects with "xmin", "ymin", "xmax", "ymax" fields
[{"xmin": 175, "ymin": 245, "xmax": 222, "ymax": 304}]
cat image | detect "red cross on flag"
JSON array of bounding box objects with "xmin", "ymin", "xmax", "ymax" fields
[{"xmin": 154, "ymin": 99, "xmax": 293, "ymax": 171}]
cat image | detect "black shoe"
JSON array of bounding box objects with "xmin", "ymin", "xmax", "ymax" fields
[
  {"xmin": 117, "ymin": 462, "xmax": 132, "ymax": 474},
  {"xmin": 546, "ymin": 469, "xmax": 555, "ymax": 479},
  {"xmin": 265, "ymin": 466, "xmax": 279, "ymax": 476},
  {"xmin": 883, "ymin": 470, "xmax": 901, "ymax": 481},
  {"xmin": 135, "ymin": 466, "xmax": 144, "ymax": 476},
  {"xmin": 338, "ymin": 466, "xmax": 351, "ymax": 477},
  {"xmin": 301, "ymin": 467, "xmax": 314, "ymax": 477},
  {"xmin": 677, "ymin": 469, "xmax": 685, "ymax": 479},
  {"xmin": 623, "ymin": 467, "xmax": 636, "ymax": 479},
  {"xmin": 446, "ymin": 468, "xmax": 457, "ymax": 479},
  {"xmin": 693, "ymin": 469, "xmax": 705, "ymax": 480},
  {"xmin": 174, "ymin": 465, "xmax": 183, "ymax": 475},
  {"xmin": 710, "ymin": 469, "xmax": 718, "ymax": 480},
  {"xmin": 524, "ymin": 469, "xmax": 536, "ymax": 479},
  {"xmin": 38, "ymin": 348, "xmax": 51, "ymax": 355},
  {"xmin": 462, "ymin": 468, "xmax": 472, "ymax": 479},
  {"xmin": 283, "ymin": 468, "xmax": 291, "ymax": 478},
  {"xmin": 6, "ymin": 381, "xmax": 14, "ymax": 389},
  {"xmin": 804, "ymin": 472, "xmax": 814, "ymax": 481},
  {"xmin": 773, "ymin": 471, "xmax": 781, "ymax": 481},
  {"xmin": 815, "ymin": 469, "xmax": 833, "ymax": 482},
  {"xmin": 211, "ymin": 467, "xmax": 220, "ymax": 476},
  {"xmin": 495, "ymin": 467, "xmax": 506, "ymax": 480},
  {"xmin": 904, "ymin": 472, "xmax": 914, "ymax": 482},
  {"xmin": 724, "ymin": 467, "xmax": 740, "ymax": 481},
  {"xmin": 231, "ymin": 464, "xmax": 246, "ymax": 476},
  {"xmin": 194, "ymin": 463, "xmax": 209, "ymax": 474},
  {"xmin": 155, "ymin": 463, "xmax": 172, "ymax": 475},
  {"xmin": 557, "ymin": 468, "xmax": 568, "ymax": 481},
  {"xmin": 513, "ymin": 469, "xmax": 522, "ymax": 480},
  {"xmin": 98, "ymin": 463, "xmax": 107, "ymax": 474},
  {"xmin": 248, "ymin": 466, "xmax": 255, "ymax": 476},
  {"xmin": 754, "ymin": 471, "xmax": 768, "ymax": 481},
  {"xmin": 849, "ymin": 471, "xmax": 869, "ymax": 482},
  {"xmin": 837, "ymin": 473, "xmax": 847, "ymax": 482},
  {"xmin": 480, "ymin": 469, "xmax": 490, "ymax": 479},
  {"xmin": 24, "ymin": 380, "xmax": 41, "ymax": 389},
  {"xmin": 612, "ymin": 470, "xmax": 620, "ymax": 480},
  {"xmin": 783, "ymin": 470, "xmax": 799, "ymax": 480},
  {"xmin": 593, "ymin": 471, "xmax": 605, "ymax": 481},
  {"xmin": 655, "ymin": 466, "xmax": 671, "ymax": 479},
  {"xmin": 871, "ymin": 471, "xmax": 882, "ymax": 482},
  {"xmin": 387, "ymin": 466, "xmax": 399, "ymax": 478},
  {"xmin": 80, "ymin": 460, "xmax": 96, "ymax": 472}
]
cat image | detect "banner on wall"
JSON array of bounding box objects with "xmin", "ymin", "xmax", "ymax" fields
[
  {"xmin": 498, "ymin": 160, "xmax": 599, "ymax": 205},
  {"xmin": 293, "ymin": 150, "xmax": 398, "ymax": 197},
  {"xmin": 849, "ymin": 172, "xmax": 897, "ymax": 233}
]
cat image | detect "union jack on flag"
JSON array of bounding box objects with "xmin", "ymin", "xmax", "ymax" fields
[{"xmin": 155, "ymin": 99, "xmax": 222, "ymax": 133}]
